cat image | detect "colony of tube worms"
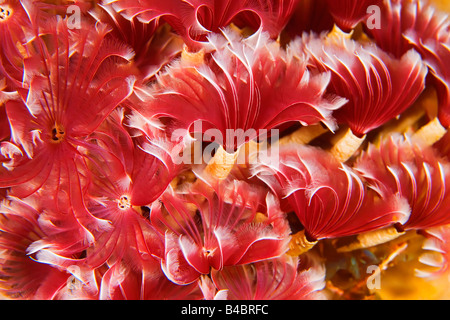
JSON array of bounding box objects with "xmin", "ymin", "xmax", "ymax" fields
[{"xmin": 1, "ymin": 0, "xmax": 450, "ymax": 300}]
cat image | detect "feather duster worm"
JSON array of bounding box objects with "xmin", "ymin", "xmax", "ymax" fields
[
  {"xmin": 416, "ymin": 225, "xmax": 450, "ymax": 278},
  {"xmin": 91, "ymin": 108, "xmax": 185, "ymax": 207},
  {"xmin": 222, "ymin": 0, "xmax": 300, "ymax": 40},
  {"xmin": 302, "ymin": 31, "xmax": 427, "ymax": 160},
  {"xmin": 0, "ymin": 0, "xmax": 449, "ymax": 302},
  {"xmin": 364, "ymin": 0, "xmax": 450, "ymax": 59},
  {"xmin": 0, "ymin": 18, "xmax": 135, "ymax": 240},
  {"xmin": 252, "ymin": 144, "xmax": 410, "ymax": 254},
  {"xmin": 0, "ymin": 0, "xmax": 94, "ymax": 87},
  {"xmin": 77, "ymin": 109, "xmax": 183, "ymax": 269},
  {"xmin": 303, "ymin": 31, "xmax": 427, "ymax": 137},
  {"xmin": 29, "ymin": 108, "xmax": 184, "ymax": 277},
  {"xmin": 150, "ymin": 179, "xmax": 290, "ymax": 285},
  {"xmin": 136, "ymin": 28, "xmax": 345, "ymax": 155},
  {"xmin": 365, "ymin": 0, "xmax": 450, "ymax": 134},
  {"xmin": 0, "ymin": 0, "xmax": 33, "ymax": 87},
  {"xmin": 210, "ymin": 255, "xmax": 326, "ymax": 300},
  {"xmin": 409, "ymin": 36, "xmax": 450, "ymax": 129},
  {"xmin": 89, "ymin": 2, "xmax": 184, "ymax": 82},
  {"xmin": 105, "ymin": 0, "xmax": 299, "ymax": 47},
  {"xmin": 354, "ymin": 134, "xmax": 450, "ymax": 233},
  {"xmin": 0, "ymin": 195, "xmax": 76, "ymax": 299},
  {"xmin": 99, "ymin": 259, "xmax": 202, "ymax": 300}
]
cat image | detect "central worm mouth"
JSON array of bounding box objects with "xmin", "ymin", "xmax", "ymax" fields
[
  {"xmin": 0, "ymin": 6, "xmax": 12, "ymax": 22},
  {"xmin": 118, "ymin": 195, "xmax": 131, "ymax": 210},
  {"xmin": 51, "ymin": 124, "xmax": 66, "ymax": 143}
]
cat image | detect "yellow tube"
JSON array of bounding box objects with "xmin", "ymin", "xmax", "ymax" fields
[
  {"xmin": 330, "ymin": 128, "xmax": 366, "ymax": 162},
  {"xmin": 337, "ymin": 226, "xmax": 404, "ymax": 252},
  {"xmin": 204, "ymin": 145, "xmax": 238, "ymax": 180},
  {"xmin": 287, "ymin": 230, "xmax": 318, "ymax": 256},
  {"xmin": 279, "ymin": 124, "xmax": 328, "ymax": 145},
  {"xmin": 412, "ymin": 117, "xmax": 447, "ymax": 146}
]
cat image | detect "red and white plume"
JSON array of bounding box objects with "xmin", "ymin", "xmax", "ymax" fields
[
  {"xmin": 354, "ymin": 134, "xmax": 450, "ymax": 232},
  {"xmin": 105, "ymin": 0, "xmax": 299, "ymax": 47},
  {"xmin": 365, "ymin": 0, "xmax": 450, "ymax": 58},
  {"xmin": 136, "ymin": 28, "xmax": 345, "ymax": 152},
  {"xmin": 150, "ymin": 178, "xmax": 290, "ymax": 285},
  {"xmin": 302, "ymin": 32, "xmax": 427, "ymax": 137},
  {"xmin": 252, "ymin": 144, "xmax": 410, "ymax": 241},
  {"xmin": 210, "ymin": 255, "xmax": 326, "ymax": 300}
]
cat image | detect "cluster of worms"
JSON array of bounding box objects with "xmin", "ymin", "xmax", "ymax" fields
[{"xmin": 0, "ymin": 0, "xmax": 450, "ymax": 300}]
